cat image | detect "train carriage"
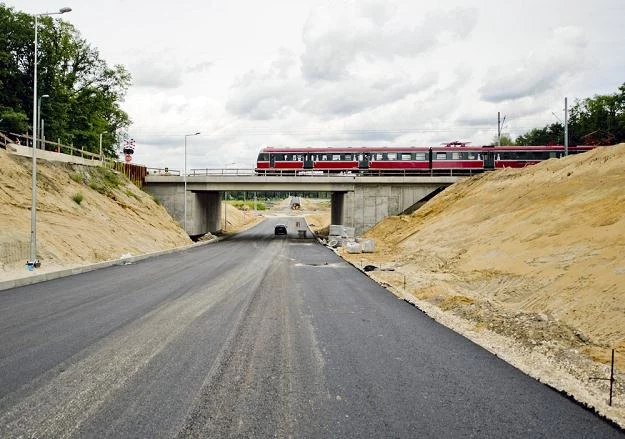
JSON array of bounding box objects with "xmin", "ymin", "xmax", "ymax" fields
[{"xmin": 255, "ymin": 144, "xmax": 598, "ymax": 176}]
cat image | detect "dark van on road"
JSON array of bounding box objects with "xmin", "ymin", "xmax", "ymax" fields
[{"xmin": 274, "ymin": 224, "xmax": 287, "ymax": 235}]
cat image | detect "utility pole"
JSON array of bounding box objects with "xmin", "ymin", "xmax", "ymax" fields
[
  {"xmin": 497, "ymin": 112, "xmax": 506, "ymax": 146},
  {"xmin": 564, "ymin": 97, "xmax": 569, "ymax": 156}
]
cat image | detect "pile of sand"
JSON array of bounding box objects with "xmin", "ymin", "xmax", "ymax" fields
[
  {"xmin": 341, "ymin": 144, "xmax": 625, "ymax": 425},
  {"xmin": 0, "ymin": 150, "xmax": 193, "ymax": 281}
]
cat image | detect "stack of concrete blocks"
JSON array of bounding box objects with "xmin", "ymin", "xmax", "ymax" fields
[
  {"xmin": 361, "ymin": 239, "xmax": 376, "ymax": 253},
  {"xmin": 328, "ymin": 224, "xmax": 375, "ymax": 253}
]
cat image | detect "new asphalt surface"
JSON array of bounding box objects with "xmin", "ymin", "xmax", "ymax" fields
[{"xmin": 0, "ymin": 218, "xmax": 622, "ymax": 438}]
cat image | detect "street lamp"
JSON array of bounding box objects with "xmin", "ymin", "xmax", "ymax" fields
[
  {"xmin": 38, "ymin": 94, "xmax": 49, "ymax": 149},
  {"xmin": 30, "ymin": 6, "xmax": 72, "ymax": 269},
  {"xmin": 183, "ymin": 132, "xmax": 200, "ymax": 233},
  {"xmin": 99, "ymin": 131, "xmax": 106, "ymax": 162}
]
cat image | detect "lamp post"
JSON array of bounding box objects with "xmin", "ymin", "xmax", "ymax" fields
[
  {"xmin": 99, "ymin": 131, "xmax": 106, "ymax": 162},
  {"xmin": 38, "ymin": 94, "xmax": 49, "ymax": 149},
  {"xmin": 183, "ymin": 132, "xmax": 200, "ymax": 233},
  {"xmin": 30, "ymin": 6, "xmax": 72, "ymax": 268}
]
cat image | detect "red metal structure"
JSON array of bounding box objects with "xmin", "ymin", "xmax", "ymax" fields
[{"xmin": 255, "ymin": 145, "xmax": 597, "ymax": 176}]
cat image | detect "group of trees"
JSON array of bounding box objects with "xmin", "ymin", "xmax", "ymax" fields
[
  {"xmin": 0, "ymin": 4, "xmax": 130, "ymax": 158},
  {"xmin": 497, "ymin": 83, "xmax": 625, "ymax": 146}
]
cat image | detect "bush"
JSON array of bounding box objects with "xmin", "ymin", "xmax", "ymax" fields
[
  {"xmin": 88, "ymin": 180, "xmax": 105, "ymax": 193},
  {"xmin": 102, "ymin": 169, "xmax": 122, "ymax": 188},
  {"xmin": 229, "ymin": 200, "xmax": 266, "ymax": 211},
  {"xmin": 70, "ymin": 172, "xmax": 83, "ymax": 183},
  {"xmin": 72, "ymin": 192, "xmax": 84, "ymax": 205}
]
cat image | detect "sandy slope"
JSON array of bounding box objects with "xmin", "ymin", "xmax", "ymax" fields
[
  {"xmin": 0, "ymin": 150, "xmax": 194, "ymax": 280},
  {"xmin": 341, "ymin": 143, "xmax": 625, "ymax": 425}
]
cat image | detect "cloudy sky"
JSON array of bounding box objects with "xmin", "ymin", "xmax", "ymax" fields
[{"xmin": 7, "ymin": 0, "xmax": 625, "ymax": 171}]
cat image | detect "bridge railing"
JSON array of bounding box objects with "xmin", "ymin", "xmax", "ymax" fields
[
  {"xmin": 147, "ymin": 167, "xmax": 182, "ymax": 176},
  {"xmin": 146, "ymin": 167, "xmax": 487, "ymax": 178},
  {"xmin": 190, "ymin": 168, "xmax": 255, "ymax": 176}
]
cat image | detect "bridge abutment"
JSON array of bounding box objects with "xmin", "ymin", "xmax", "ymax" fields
[
  {"xmin": 144, "ymin": 175, "xmax": 458, "ymax": 237},
  {"xmin": 342, "ymin": 183, "xmax": 449, "ymax": 235}
]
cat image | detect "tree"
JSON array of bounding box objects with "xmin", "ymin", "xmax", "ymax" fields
[
  {"xmin": 0, "ymin": 4, "xmax": 131, "ymax": 157},
  {"xmin": 514, "ymin": 83, "xmax": 625, "ymax": 146},
  {"xmin": 515, "ymin": 123, "xmax": 564, "ymax": 146},
  {"xmin": 490, "ymin": 133, "xmax": 514, "ymax": 146},
  {"xmin": 569, "ymin": 83, "xmax": 625, "ymax": 145}
]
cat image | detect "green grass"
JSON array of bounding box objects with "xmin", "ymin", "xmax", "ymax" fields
[
  {"xmin": 70, "ymin": 172, "xmax": 83, "ymax": 184},
  {"xmin": 72, "ymin": 192, "xmax": 84, "ymax": 205},
  {"xmin": 230, "ymin": 200, "xmax": 266, "ymax": 211},
  {"xmin": 86, "ymin": 168, "xmax": 123, "ymax": 195}
]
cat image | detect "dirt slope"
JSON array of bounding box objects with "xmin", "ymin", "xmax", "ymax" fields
[
  {"xmin": 341, "ymin": 143, "xmax": 625, "ymax": 424},
  {"xmin": 0, "ymin": 149, "xmax": 192, "ymax": 280}
]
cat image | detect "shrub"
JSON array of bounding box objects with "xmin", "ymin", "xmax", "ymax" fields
[
  {"xmin": 72, "ymin": 192, "xmax": 84, "ymax": 205},
  {"xmin": 102, "ymin": 169, "xmax": 122, "ymax": 188},
  {"xmin": 70, "ymin": 172, "xmax": 83, "ymax": 184}
]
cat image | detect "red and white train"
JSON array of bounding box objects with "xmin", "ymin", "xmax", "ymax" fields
[{"xmin": 255, "ymin": 142, "xmax": 597, "ymax": 175}]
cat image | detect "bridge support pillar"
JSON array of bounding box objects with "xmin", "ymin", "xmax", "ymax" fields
[
  {"xmin": 342, "ymin": 183, "xmax": 448, "ymax": 236},
  {"xmin": 144, "ymin": 184, "xmax": 221, "ymax": 237}
]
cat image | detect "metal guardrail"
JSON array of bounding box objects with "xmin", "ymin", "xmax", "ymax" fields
[
  {"xmin": 9, "ymin": 132, "xmax": 101, "ymax": 161},
  {"xmin": 3, "ymin": 131, "xmax": 148, "ymax": 187},
  {"xmin": 190, "ymin": 168, "xmax": 255, "ymax": 176},
  {"xmin": 146, "ymin": 167, "xmax": 181, "ymax": 176}
]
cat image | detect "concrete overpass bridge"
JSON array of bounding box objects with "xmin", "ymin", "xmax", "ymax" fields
[{"xmin": 143, "ymin": 173, "xmax": 461, "ymax": 237}]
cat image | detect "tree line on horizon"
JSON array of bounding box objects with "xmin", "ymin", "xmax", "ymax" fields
[
  {"xmin": 495, "ymin": 83, "xmax": 625, "ymax": 147},
  {"xmin": 0, "ymin": 4, "xmax": 130, "ymax": 158}
]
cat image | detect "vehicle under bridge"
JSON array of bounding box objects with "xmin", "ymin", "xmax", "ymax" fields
[{"xmin": 143, "ymin": 174, "xmax": 460, "ymax": 237}]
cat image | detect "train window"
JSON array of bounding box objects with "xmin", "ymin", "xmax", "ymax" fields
[
  {"xmin": 332, "ymin": 154, "xmax": 341, "ymax": 161},
  {"xmin": 258, "ymin": 153, "xmax": 269, "ymax": 161},
  {"xmin": 387, "ymin": 152, "xmax": 397, "ymax": 160},
  {"xmin": 322, "ymin": 154, "xmax": 328, "ymax": 161},
  {"xmin": 415, "ymin": 153, "xmax": 426, "ymax": 161},
  {"xmin": 375, "ymin": 153, "xmax": 383, "ymax": 160},
  {"xmin": 297, "ymin": 155, "xmax": 303, "ymax": 161},
  {"xmin": 358, "ymin": 154, "xmax": 364, "ymax": 161},
  {"xmin": 467, "ymin": 153, "xmax": 476, "ymax": 160},
  {"xmin": 452, "ymin": 152, "xmax": 460, "ymax": 160},
  {"xmin": 401, "ymin": 153, "xmax": 411, "ymax": 160},
  {"xmin": 436, "ymin": 152, "xmax": 447, "ymax": 160}
]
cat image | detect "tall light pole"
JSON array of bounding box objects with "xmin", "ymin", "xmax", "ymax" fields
[
  {"xmin": 38, "ymin": 94, "xmax": 49, "ymax": 149},
  {"xmin": 30, "ymin": 6, "xmax": 72, "ymax": 268},
  {"xmin": 99, "ymin": 131, "xmax": 106, "ymax": 162},
  {"xmin": 183, "ymin": 132, "xmax": 200, "ymax": 233}
]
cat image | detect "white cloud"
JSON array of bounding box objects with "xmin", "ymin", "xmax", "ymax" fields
[
  {"xmin": 300, "ymin": 2, "xmax": 478, "ymax": 81},
  {"xmin": 130, "ymin": 57, "xmax": 183, "ymax": 89},
  {"xmin": 480, "ymin": 27, "xmax": 588, "ymax": 103}
]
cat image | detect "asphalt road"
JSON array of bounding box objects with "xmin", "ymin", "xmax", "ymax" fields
[{"xmin": 0, "ymin": 218, "xmax": 622, "ymax": 438}]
